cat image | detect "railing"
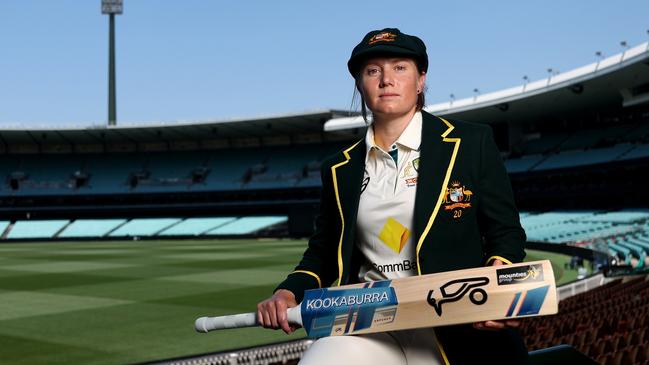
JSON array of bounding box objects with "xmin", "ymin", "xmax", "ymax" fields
[
  {"xmin": 150, "ymin": 339, "xmax": 314, "ymax": 365},
  {"xmin": 555, "ymin": 273, "xmax": 613, "ymax": 301}
]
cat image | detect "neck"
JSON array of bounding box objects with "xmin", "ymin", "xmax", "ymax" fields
[{"xmin": 372, "ymin": 108, "xmax": 418, "ymax": 151}]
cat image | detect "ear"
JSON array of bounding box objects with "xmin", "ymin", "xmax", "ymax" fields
[{"xmin": 417, "ymin": 72, "xmax": 427, "ymax": 93}]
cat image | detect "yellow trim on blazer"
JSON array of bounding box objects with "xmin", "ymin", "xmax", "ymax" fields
[
  {"xmin": 434, "ymin": 328, "xmax": 451, "ymax": 365},
  {"xmin": 486, "ymin": 255, "xmax": 513, "ymax": 265},
  {"xmin": 415, "ymin": 117, "xmax": 461, "ymax": 275},
  {"xmin": 292, "ymin": 270, "xmax": 322, "ymax": 288},
  {"xmin": 331, "ymin": 140, "xmax": 362, "ymax": 286}
]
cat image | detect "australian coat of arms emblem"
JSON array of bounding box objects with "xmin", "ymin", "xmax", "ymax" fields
[{"xmin": 443, "ymin": 180, "xmax": 473, "ymax": 219}]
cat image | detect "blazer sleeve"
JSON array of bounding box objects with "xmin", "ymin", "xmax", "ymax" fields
[
  {"xmin": 477, "ymin": 126, "xmax": 527, "ymax": 265},
  {"xmin": 274, "ymin": 159, "xmax": 341, "ymax": 303}
]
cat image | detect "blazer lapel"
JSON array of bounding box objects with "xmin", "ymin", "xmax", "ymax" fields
[
  {"xmin": 330, "ymin": 140, "xmax": 366, "ymax": 285},
  {"xmin": 413, "ymin": 112, "xmax": 462, "ymax": 274}
]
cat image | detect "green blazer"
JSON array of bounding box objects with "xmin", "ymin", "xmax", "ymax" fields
[{"xmin": 277, "ymin": 111, "xmax": 528, "ymax": 364}]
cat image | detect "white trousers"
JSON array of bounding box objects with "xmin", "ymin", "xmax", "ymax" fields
[{"xmin": 298, "ymin": 328, "xmax": 445, "ymax": 365}]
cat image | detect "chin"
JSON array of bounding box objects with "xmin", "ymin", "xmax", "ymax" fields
[{"xmin": 372, "ymin": 108, "xmax": 411, "ymax": 118}]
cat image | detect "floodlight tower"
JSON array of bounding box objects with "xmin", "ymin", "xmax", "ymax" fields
[{"xmin": 102, "ymin": 0, "xmax": 122, "ymax": 126}]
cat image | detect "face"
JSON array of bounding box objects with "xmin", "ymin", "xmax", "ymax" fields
[{"xmin": 358, "ymin": 57, "xmax": 426, "ymax": 119}]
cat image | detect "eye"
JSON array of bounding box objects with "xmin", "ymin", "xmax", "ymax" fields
[
  {"xmin": 365, "ymin": 67, "xmax": 380, "ymax": 76},
  {"xmin": 395, "ymin": 64, "xmax": 407, "ymax": 72}
]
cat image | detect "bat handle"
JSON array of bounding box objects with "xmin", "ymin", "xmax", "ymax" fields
[{"xmin": 195, "ymin": 306, "xmax": 302, "ymax": 333}]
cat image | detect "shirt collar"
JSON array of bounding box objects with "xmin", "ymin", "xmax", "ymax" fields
[
  {"xmin": 365, "ymin": 111, "xmax": 422, "ymax": 154},
  {"xmin": 395, "ymin": 111, "xmax": 422, "ymax": 151}
]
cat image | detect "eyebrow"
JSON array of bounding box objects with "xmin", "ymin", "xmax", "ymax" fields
[{"xmin": 363, "ymin": 58, "xmax": 413, "ymax": 67}]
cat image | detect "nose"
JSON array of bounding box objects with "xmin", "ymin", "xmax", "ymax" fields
[{"xmin": 379, "ymin": 68, "xmax": 394, "ymax": 88}]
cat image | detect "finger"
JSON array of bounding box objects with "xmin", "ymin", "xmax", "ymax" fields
[
  {"xmin": 257, "ymin": 303, "xmax": 265, "ymax": 326},
  {"xmin": 473, "ymin": 322, "xmax": 485, "ymax": 330},
  {"xmin": 276, "ymin": 301, "xmax": 292, "ymax": 334},
  {"xmin": 268, "ymin": 301, "xmax": 279, "ymax": 329},
  {"xmin": 484, "ymin": 320, "xmax": 505, "ymax": 329},
  {"xmin": 505, "ymin": 320, "xmax": 520, "ymax": 328},
  {"xmin": 261, "ymin": 304, "xmax": 274, "ymax": 328},
  {"xmin": 257, "ymin": 309, "xmax": 264, "ymax": 326}
]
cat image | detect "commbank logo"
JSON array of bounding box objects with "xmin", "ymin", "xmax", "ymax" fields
[
  {"xmin": 427, "ymin": 277, "xmax": 489, "ymax": 316},
  {"xmin": 378, "ymin": 217, "xmax": 410, "ymax": 254}
]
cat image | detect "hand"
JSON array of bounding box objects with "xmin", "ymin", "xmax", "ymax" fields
[
  {"xmin": 473, "ymin": 319, "xmax": 521, "ymax": 331},
  {"xmin": 257, "ymin": 289, "xmax": 300, "ymax": 334},
  {"xmin": 473, "ymin": 259, "xmax": 521, "ymax": 331}
]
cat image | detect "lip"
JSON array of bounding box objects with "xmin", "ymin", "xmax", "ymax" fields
[{"xmin": 379, "ymin": 93, "xmax": 400, "ymax": 97}]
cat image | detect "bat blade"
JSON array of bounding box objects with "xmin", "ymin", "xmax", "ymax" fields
[
  {"xmin": 302, "ymin": 260, "xmax": 557, "ymax": 337},
  {"xmin": 195, "ymin": 260, "xmax": 557, "ymax": 337}
]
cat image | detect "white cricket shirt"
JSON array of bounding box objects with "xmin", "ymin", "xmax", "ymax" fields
[{"xmin": 356, "ymin": 112, "xmax": 422, "ymax": 282}]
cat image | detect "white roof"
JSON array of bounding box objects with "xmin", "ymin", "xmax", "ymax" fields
[{"xmin": 325, "ymin": 41, "xmax": 649, "ymax": 132}]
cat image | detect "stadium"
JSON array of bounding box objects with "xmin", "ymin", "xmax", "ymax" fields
[{"xmin": 1, "ymin": 22, "xmax": 649, "ymax": 365}]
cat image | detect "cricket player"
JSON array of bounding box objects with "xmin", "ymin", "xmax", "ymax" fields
[{"xmin": 258, "ymin": 28, "xmax": 528, "ymax": 365}]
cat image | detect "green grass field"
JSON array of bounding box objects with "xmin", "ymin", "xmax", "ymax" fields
[{"xmin": 0, "ymin": 239, "xmax": 583, "ymax": 364}]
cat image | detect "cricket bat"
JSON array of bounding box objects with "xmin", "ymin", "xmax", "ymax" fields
[{"xmin": 195, "ymin": 260, "xmax": 557, "ymax": 337}]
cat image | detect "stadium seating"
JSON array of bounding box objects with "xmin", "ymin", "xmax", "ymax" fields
[
  {"xmin": 245, "ymin": 146, "xmax": 320, "ymax": 190},
  {"xmin": 520, "ymin": 210, "xmax": 649, "ymax": 271},
  {"xmin": 1, "ymin": 154, "xmax": 88, "ymax": 195},
  {"xmin": 2, "ymin": 134, "xmax": 647, "ymax": 195},
  {"xmin": 58, "ymin": 219, "xmax": 127, "ymax": 238},
  {"xmin": 520, "ymin": 133, "xmax": 570, "ymax": 155},
  {"xmin": 532, "ymin": 144, "xmax": 634, "ymax": 171},
  {"xmin": 499, "ymin": 117, "xmax": 649, "ymax": 174},
  {"xmin": 0, "ymin": 216, "xmax": 289, "ymax": 240},
  {"xmin": 620, "ymin": 143, "xmax": 649, "ymax": 161},
  {"xmin": 108, "ymin": 218, "xmax": 182, "ymax": 237},
  {"xmin": 0, "ymin": 220, "xmax": 10, "ymax": 237},
  {"xmin": 0, "ymin": 142, "xmax": 349, "ymax": 196},
  {"xmin": 157, "ymin": 217, "xmax": 236, "ymax": 236},
  {"xmin": 7, "ymin": 220, "xmax": 70, "ymax": 239},
  {"xmin": 207, "ymin": 216, "xmax": 287, "ymax": 235},
  {"xmin": 559, "ymin": 125, "xmax": 636, "ymax": 151},
  {"xmin": 521, "ymin": 210, "xmax": 649, "ymax": 243},
  {"xmin": 504, "ymin": 154, "xmax": 544, "ymax": 173},
  {"xmin": 519, "ymin": 275, "xmax": 649, "ymax": 364}
]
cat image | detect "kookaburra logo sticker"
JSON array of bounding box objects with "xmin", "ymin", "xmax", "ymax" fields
[{"xmin": 427, "ymin": 277, "xmax": 489, "ymax": 316}]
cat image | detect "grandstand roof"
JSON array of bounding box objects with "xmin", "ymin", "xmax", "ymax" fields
[
  {"xmin": 0, "ymin": 110, "xmax": 353, "ymax": 150},
  {"xmin": 326, "ymin": 41, "xmax": 649, "ymax": 131}
]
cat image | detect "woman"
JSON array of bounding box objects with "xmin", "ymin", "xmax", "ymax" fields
[{"xmin": 258, "ymin": 28, "xmax": 528, "ymax": 365}]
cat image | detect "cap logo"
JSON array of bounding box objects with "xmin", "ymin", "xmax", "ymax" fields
[{"xmin": 368, "ymin": 32, "xmax": 397, "ymax": 45}]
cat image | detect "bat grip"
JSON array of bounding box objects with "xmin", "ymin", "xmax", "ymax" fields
[
  {"xmin": 195, "ymin": 306, "xmax": 302, "ymax": 333},
  {"xmin": 195, "ymin": 313, "xmax": 258, "ymax": 332}
]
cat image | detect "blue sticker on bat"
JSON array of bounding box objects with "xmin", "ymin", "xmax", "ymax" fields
[
  {"xmin": 506, "ymin": 292, "xmax": 522, "ymax": 317},
  {"xmin": 301, "ymin": 281, "xmax": 398, "ymax": 337},
  {"xmin": 516, "ymin": 285, "xmax": 549, "ymax": 316}
]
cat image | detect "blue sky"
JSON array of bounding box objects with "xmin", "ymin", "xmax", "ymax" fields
[{"xmin": 1, "ymin": 1, "xmax": 647, "ymax": 126}]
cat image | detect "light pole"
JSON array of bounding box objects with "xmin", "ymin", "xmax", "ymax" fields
[
  {"xmin": 102, "ymin": 0, "xmax": 123, "ymax": 126},
  {"xmin": 522, "ymin": 75, "xmax": 529, "ymax": 92},
  {"xmin": 595, "ymin": 51, "xmax": 604, "ymax": 72},
  {"xmin": 620, "ymin": 41, "xmax": 629, "ymax": 62},
  {"xmin": 546, "ymin": 68, "xmax": 556, "ymax": 86}
]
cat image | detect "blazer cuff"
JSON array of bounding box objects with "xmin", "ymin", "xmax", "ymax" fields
[{"xmin": 275, "ymin": 270, "xmax": 322, "ymax": 303}]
